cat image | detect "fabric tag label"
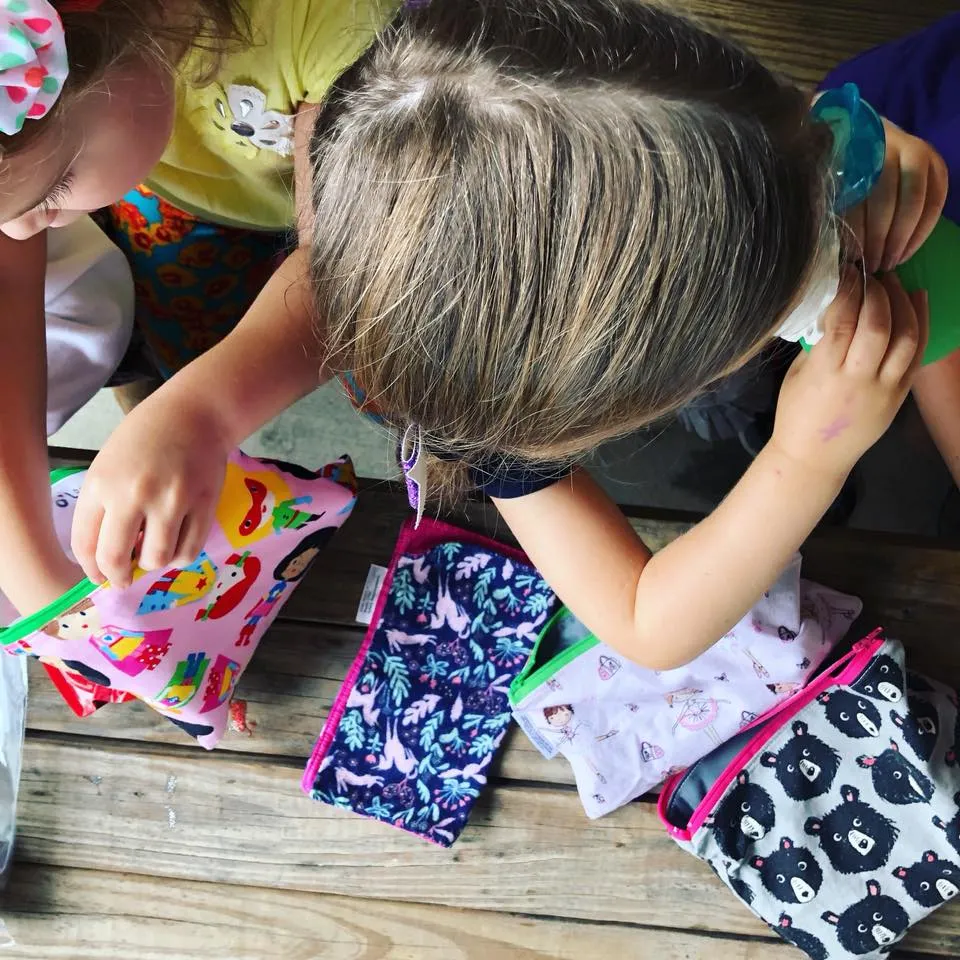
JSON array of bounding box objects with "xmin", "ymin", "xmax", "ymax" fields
[
  {"xmin": 356, "ymin": 564, "xmax": 388, "ymax": 625},
  {"xmin": 512, "ymin": 710, "xmax": 559, "ymax": 759}
]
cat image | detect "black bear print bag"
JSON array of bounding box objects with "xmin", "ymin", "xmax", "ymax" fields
[{"xmin": 658, "ymin": 632, "xmax": 960, "ymax": 959}]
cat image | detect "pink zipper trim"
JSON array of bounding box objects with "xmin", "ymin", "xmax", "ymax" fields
[
  {"xmin": 301, "ymin": 514, "xmax": 536, "ymax": 794},
  {"xmin": 657, "ymin": 630, "xmax": 885, "ymax": 839}
]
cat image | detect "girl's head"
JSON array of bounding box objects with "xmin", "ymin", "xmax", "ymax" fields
[
  {"xmin": 0, "ymin": 0, "xmax": 246, "ymax": 239},
  {"xmin": 310, "ymin": 0, "xmax": 836, "ymax": 495}
]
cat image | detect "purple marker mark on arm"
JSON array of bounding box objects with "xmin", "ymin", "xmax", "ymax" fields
[{"xmin": 819, "ymin": 416, "xmax": 851, "ymax": 442}]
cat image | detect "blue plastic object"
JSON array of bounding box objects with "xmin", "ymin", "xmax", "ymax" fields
[{"xmin": 812, "ymin": 82, "xmax": 886, "ymax": 214}]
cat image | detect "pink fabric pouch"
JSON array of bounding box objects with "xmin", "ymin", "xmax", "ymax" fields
[{"xmin": 0, "ymin": 452, "xmax": 357, "ymax": 748}]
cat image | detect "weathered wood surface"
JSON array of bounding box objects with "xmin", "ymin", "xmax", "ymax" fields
[
  {"xmin": 7, "ymin": 737, "xmax": 958, "ymax": 958},
  {"xmin": 684, "ymin": 0, "xmax": 951, "ymax": 85},
  {"xmin": 1, "ymin": 864, "xmax": 801, "ymax": 960}
]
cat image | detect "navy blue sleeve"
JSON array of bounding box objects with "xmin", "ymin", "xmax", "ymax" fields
[{"xmin": 469, "ymin": 456, "xmax": 570, "ymax": 499}]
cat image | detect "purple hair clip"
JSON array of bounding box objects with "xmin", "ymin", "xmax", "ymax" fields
[{"xmin": 400, "ymin": 423, "xmax": 427, "ymax": 528}]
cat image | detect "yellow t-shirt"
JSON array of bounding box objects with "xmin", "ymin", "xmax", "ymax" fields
[{"xmin": 146, "ymin": 0, "xmax": 394, "ymax": 231}]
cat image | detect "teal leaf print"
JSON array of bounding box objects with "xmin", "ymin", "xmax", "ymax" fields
[
  {"xmin": 383, "ymin": 654, "xmax": 411, "ymax": 706},
  {"xmin": 392, "ymin": 567, "xmax": 416, "ymax": 614},
  {"xmin": 472, "ymin": 567, "xmax": 496, "ymax": 605},
  {"xmin": 341, "ymin": 709, "xmax": 366, "ymax": 751},
  {"xmin": 422, "ymin": 653, "xmax": 449, "ymax": 681},
  {"xmin": 416, "ymin": 778, "xmax": 431, "ymax": 804},
  {"xmin": 493, "ymin": 585, "xmax": 521, "ymax": 613},
  {"xmin": 365, "ymin": 796, "xmax": 394, "ymax": 819},
  {"xmin": 439, "ymin": 727, "xmax": 467, "ymax": 752},
  {"xmin": 366, "ymin": 728, "xmax": 383, "ymax": 754},
  {"xmin": 483, "ymin": 713, "xmax": 512, "ymax": 733},
  {"xmin": 419, "ymin": 712, "xmax": 444, "ymax": 751},
  {"xmin": 439, "ymin": 542, "xmax": 462, "ymax": 561},
  {"xmin": 522, "ymin": 590, "xmax": 552, "ymax": 617},
  {"xmin": 469, "ymin": 733, "xmax": 497, "ymax": 758}
]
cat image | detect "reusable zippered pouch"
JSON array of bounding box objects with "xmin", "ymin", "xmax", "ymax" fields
[
  {"xmin": 0, "ymin": 452, "xmax": 357, "ymax": 747},
  {"xmin": 659, "ymin": 632, "xmax": 960, "ymax": 959},
  {"xmin": 508, "ymin": 556, "xmax": 862, "ymax": 818}
]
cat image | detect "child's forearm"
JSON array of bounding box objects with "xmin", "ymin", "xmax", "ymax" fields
[
  {"xmin": 632, "ymin": 444, "xmax": 845, "ymax": 667},
  {"xmin": 152, "ymin": 248, "xmax": 329, "ymax": 447},
  {"xmin": 911, "ymin": 353, "xmax": 960, "ymax": 488},
  {"xmin": 0, "ymin": 232, "xmax": 80, "ymax": 613},
  {"xmin": 497, "ymin": 448, "xmax": 844, "ymax": 673}
]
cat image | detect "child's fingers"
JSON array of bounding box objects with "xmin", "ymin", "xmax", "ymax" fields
[
  {"xmin": 138, "ymin": 509, "xmax": 187, "ymax": 572},
  {"xmin": 843, "ymin": 275, "xmax": 892, "ymax": 377},
  {"xmin": 817, "ymin": 264, "xmax": 863, "ymax": 366},
  {"xmin": 94, "ymin": 507, "xmax": 143, "ymax": 589},
  {"xmin": 862, "ymin": 154, "xmax": 900, "ymax": 274},
  {"xmin": 896, "ymin": 151, "xmax": 948, "ymax": 268},
  {"xmin": 876, "ymin": 273, "xmax": 924, "ymax": 385},
  {"xmin": 71, "ymin": 499, "xmax": 106, "ymax": 584},
  {"xmin": 172, "ymin": 502, "xmax": 216, "ymax": 568}
]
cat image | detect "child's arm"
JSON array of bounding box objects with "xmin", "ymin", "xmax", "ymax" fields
[
  {"xmin": 71, "ymin": 246, "xmax": 326, "ymax": 586},
  {"xmin": 0, "ymin": 230, "xmax": 84, "ymax": 613},
  {"xmin": 71, "ymin": 103, "xmax": 327, "ymax": 587},
  {"xmin": 496, "ymin": 272, "xmax": 926, "ymax": 671},
  {"xmin": 911, "ymin": 354, "xmax": 960, "ymax": 487}
]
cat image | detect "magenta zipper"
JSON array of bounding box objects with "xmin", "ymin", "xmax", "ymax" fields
[
  {"xmin": 301, "ymin": 515, "xmax": 539, "ymax": 794},
  {"xmin": 657, "ymin": 630, "xmax": 885, "ymax": 840}
]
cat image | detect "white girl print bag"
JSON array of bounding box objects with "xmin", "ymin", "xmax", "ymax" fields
[
  {"xmin": 659, "ymin": 631, "xmax": 960, "ymax": 958},
  {"xmin": 509, "ymin": 555, "xmax": 862, "ymax": 818}
]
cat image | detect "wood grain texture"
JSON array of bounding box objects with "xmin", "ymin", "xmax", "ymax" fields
[
  {"xmin": 677, "ymin": 0, "xmax": 955, "ymax": 85},
  {"xmin": 11, "ymin": 737, "xmax": 960, "ymax": 955},
  {"xmin": 0, "ymin": 864, "xmax": 798, "ymax": 960},
  {"xmin": 23, "ymin": 622, "xmax": 570, "ymax": 786}
]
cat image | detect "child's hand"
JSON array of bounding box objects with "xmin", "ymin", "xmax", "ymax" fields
[
  {"xmin": 771, "ymin": 268, "xmax": 928, "ymax": 479},
  {"xmin": 71, "ymin": 394, "xmax": 230, "ymax": 588},
  {"xmin": 844, "ymin": 120, "xmax": 948, "ymax": 274}
]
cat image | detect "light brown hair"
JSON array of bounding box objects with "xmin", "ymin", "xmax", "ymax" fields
[
  {"xmin": 0, "ymin": 0, "xmax": 249, "ymax": 157},
  {"xmin": 310, "ymin": 0, "xmax": 834, "ymax": 498}
]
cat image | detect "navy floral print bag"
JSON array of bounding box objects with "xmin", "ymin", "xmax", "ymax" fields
[{"xmin": 302, "ymin": 517, "xmax": 558, "ymax": 845}]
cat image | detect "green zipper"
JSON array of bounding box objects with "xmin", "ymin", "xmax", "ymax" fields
[
  {"xmin": 0, "ymin": 465, "xmax": 97, "ymax": 646},
  {"xmin": 509, "ymin": 606, "xmax": 599, "ymax": 705},
  {"xmin": 49, "ymin": 466, "xmax": 86, "ymax": 484},
  {"xmin": 0, "ymin": 576, "xmax": 99, "ymax": 646}
]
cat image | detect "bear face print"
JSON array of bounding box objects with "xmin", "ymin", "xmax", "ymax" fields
[
  {"xmin": 850, "ymin": 654, "xmax": 904, "ymax": 704},
  {"xmin": 856, "ymin": 739, "xmax": 935, "ymax": 805},
  {"xmin": 773, "ymin": 913, "xmax": 827, "ymax": 960},
  {"xmin": 822, "ymin": 880, "xmax": 909, "ymax": 955},
  {"xmin": 932, "ymin": 792, "xmax": 960, "ymax": 856},
  {"xmin": 890, "ymin": 697, "xmax": 939, "ymax": 763},
  {"xmin": 749, "ymin": 836, "xmax": 823, "ymax": 904},
  {"xmin": 818, "ymin": 690, "xmax": 882, "ymax": 739},
  {"xmin": 804, "ymin": 785, "xmax": 899, "ymax": 874},
  {"xmin": 760, "ymin": 720, "xmax": 840, "ymax": 801},
  {"xmin": 893, "ymin": 851, "xmax": 960, "ymax": 908},
  {"xmin": 708, "ymin": 771, "xmax": 776, "ymax": 860}
]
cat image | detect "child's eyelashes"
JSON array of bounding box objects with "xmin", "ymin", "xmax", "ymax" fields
[{"xmin": 36, "ymin": 171, "xmax": 75, "ymax": 215}]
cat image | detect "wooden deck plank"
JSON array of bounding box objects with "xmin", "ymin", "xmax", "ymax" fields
[
  {"xmin": 683, "ymin": 0, "xmax": 954, "ymax": 85},
  {"xmin": 12, "ymin": 737, "xmax": 960, "ymax": 956},
  {"xmin": 0, "ymin": 864, "xmax": 798, "ymax": 960},
  {"xmin": 23, "ymin": 621, "xmax": 569, "ymax": 786}
]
